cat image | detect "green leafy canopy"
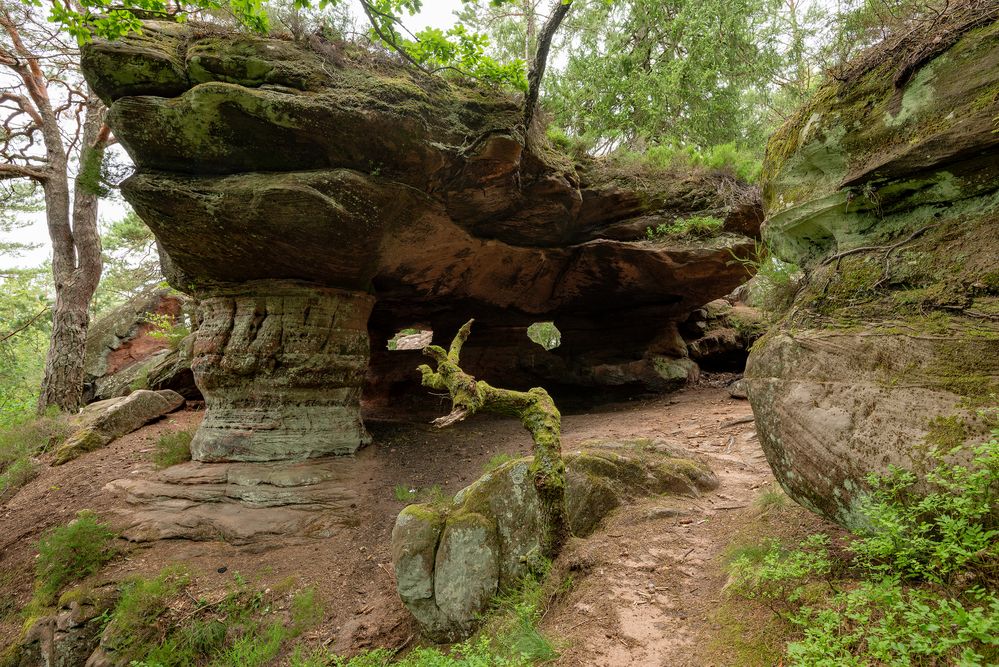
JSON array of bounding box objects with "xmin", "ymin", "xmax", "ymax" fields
[{"xmin": 25, "ymin": 0, "xmax": 559, "ymax": 90}]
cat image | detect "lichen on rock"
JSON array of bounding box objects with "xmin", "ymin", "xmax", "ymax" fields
[{"xmin": 745, "ymin": 9, "xmax": 999, "ymax": 530}]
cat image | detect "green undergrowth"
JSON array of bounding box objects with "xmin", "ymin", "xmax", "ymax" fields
[
  {"xmin": 393, "ymin": 484, "xmax": 447, "ymax": 505},
  {"xmin": 144, "ymin": 312, "xmax": 190, "ymax": 351},
  {"xmin": 725, "ymin": 428, "xmax": 999, "ymax": 665},
  {"xmin": 153, "ymin": 430, "xmax": 193, "ymax": 468},
  {"xmin": 0, "ymin": 409, "xmax": 73, "ymax": 501},
  {"xmin": 599, "ymin": 141, "xmax": 763, "ymax": 183},
  {"xmin": 729, "ymin": 241, "xmax": 802, "ymax": 319},
  {"xmin": 645, "ymin": 215, "xmax": 724, "ymax": 242},
  {"xmin": 113, "ymin": 568, "xmax": 323, "ymax": 666},
  {"xmin": 32, "ymin": 510, "xmax": 117, "ymax": 609},
  {"xmin": 309, "ymin": 570, "xmax": 562, "ymax": 666},
  {"xmin": 483, "ymin": 453, "xmax": 517, "ymax": 473}
]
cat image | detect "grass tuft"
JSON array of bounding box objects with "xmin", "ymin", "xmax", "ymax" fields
[
  {"xmin": 33, "ymin": 510, "xmax": 117, "ymax": 607},
  {"xmin": 152, "ymin": 430, "xmax": 193, "ymax": 468}
]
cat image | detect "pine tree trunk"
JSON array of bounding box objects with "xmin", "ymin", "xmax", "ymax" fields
[{"xmin": 37, "ymin": 96, "xmax": 107, "ymax": 414}]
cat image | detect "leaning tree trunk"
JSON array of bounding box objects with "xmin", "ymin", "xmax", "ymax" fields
[
  {"xmin": 418, "ymin": 319, "xmax": 570, "ymax": 558},
  {"xmin": 523, "ymin": 0, "xmax": 573, "ymax": 133},
  {"xmin": 37, "ymin": 96, "xmax": 107, "ymax": 414}
]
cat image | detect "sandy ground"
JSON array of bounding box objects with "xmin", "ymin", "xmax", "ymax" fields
[{"xmin": 0, "ymin": 383, "xmax": 838, "ymax": 664}]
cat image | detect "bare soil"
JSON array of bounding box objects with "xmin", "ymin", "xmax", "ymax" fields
[{"xmin": 0, "ymin": 383, "xmax": 840, "ymax": 664}]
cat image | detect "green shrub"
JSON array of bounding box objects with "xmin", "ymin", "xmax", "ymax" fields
[
  {"xmin": 727, "ymin": 534, "xmax": 832, "ymax": 603},
  {"xmin": 850, "ymin": 433, "xmax": 998, "ymax": 585},
  {"xmin": 787, "ymin": 579, "xmax": 999, "ymax": 666},
  {"xmin": 143, "ymin": 312, "xmax": 190, "ymax": 351},
  {"xmin": 646, "ymin": 215, "xmax": 724, "ymax": 242},
  {"xmin": 729, "ymin": 241, "xmax": 801, "ymax": 318},
  {"xmin": 0, "ymin": 410, "xmax": 73, "ymax": 501},
  {"xmin": 34, "ymin": 510, "xmax": 117, "ymax": 606},
  {"xmin": 152, "ymin": 431, "xmax": 193, "ymax": 468},
  {"xmin": 727, "ymin": 429, "xmax": 999, "ymax": 665}
]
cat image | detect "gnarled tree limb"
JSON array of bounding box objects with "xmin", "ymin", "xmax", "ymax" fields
[{"xmin": 418, "ymin": 319, "xmax": 569, "ymax": 558}]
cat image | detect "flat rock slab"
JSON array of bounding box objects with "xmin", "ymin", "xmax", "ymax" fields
[
  {"xmin": 104, "ymin": 458, "xmax": 363, "ymax": 544},
  {"xmin": 54, "ymin": 390, "xmax": 185, "ymax": 465}
]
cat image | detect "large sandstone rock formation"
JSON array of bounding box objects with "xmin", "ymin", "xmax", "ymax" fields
[
  {"xmin": 392, "ymin": 438, "xmax": 717, "ymax": 640},
  {"xmin": 84, "ymin": 288, "xmax": 198, "ymax": 402},
  {"xmin": 82, "ymin": 24, "xmax": 758, "ymax": 462},
  {"xmin": 745, "ymin": 12, "xmax": 999, "ymax": 529}
]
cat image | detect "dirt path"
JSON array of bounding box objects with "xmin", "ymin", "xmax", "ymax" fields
[{"xmin": 543, "ymin": 386, "xmax": 830, "ymax": 666}]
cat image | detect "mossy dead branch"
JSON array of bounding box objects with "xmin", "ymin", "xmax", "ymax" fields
[{"xmin": 418, "ymin": 319, "xmax": 569, "ymax": 559}]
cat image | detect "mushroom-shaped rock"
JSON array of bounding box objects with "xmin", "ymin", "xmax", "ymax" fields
[{"xmin": 82, "ymin": 25, "xmax": 760, "ymax": 462}]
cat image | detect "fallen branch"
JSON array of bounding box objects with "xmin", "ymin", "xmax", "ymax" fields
[{"xmin": 418, "ymin": 319, "xmax": 569, "ymax": 559}]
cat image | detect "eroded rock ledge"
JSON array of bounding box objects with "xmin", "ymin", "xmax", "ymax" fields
[
  {"xmin": 82, "ymin": 24, "xmax": 760, "ymax": 462},
  {"xmin": 745, "ymin": 12, "xmax": 999, "ymax": 529}
]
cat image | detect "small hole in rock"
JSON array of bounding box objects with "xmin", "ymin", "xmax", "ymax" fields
[
  {"xmin": 387, "ymin": 328, "xmax": 433, "ymax": 350},
  {"xmin": 527, "ymin": 321, "xmax": 561, "ymax": 350}
]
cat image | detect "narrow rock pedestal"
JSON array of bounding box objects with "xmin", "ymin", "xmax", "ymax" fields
[{"xmin": 191, "ymin": 281, "xmax": 375, "ymax": 462}]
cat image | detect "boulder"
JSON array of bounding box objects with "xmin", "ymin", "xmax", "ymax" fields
[
  {"xmin": 391, "ymin": 439, "xmax": 717, "ymax": 640},
  {"xmin": 81, "ymin": 26, "xmax": 760, "ymax": 461},
  {"xmin": 84, "ymin": 287, "xmax": 199, "ymax": 402},
  {"xmin": 745, "ymin": 11, "xmax": 999, "ymax": 529},
  {"xmin": 54, "ymin": 390, "xmax": 185, "ymax": 465},
  {"xmin": 15, "ymin": 586, "xmax": 117, "ymax": 667}
]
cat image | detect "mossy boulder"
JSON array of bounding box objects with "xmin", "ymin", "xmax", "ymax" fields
[
  {"xmin": 54, "ymin": 389, "xmax": 185, "ymax": 465},
  {"xmin": 15, "ymin": 585, "xmax": 118, "ymax": 667},
  {"xmin": 746, "ymin": 10, "xmax": 999, "ymax": 530},
  {"xmin": 391, "ymin": 439, "xmax": 717, "ymax": 641}
]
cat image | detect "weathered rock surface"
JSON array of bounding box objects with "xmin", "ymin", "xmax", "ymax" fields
[
  {"xmin": 14, "ymin": 586, "xmax": 117, "ymax": 667},
  {"xmin": 745, "ymin": 12, "xmax": 999, "ymax": 529},
  {"xmin": 683, "ymin": 299, "xmax": 765, "ymax": 371},
  {"xmin": 84, "ymin": 288, "xmax": 198, "ymax": 402},
  {"xmin": 392, "ymin": 439, "xmax": 717, "ymax": 640},
  {"xmin": 104, "ymin": 457, "xmax": 363, "ymax": 543},
  {"xmin": 54, "ymin": 390, "xmax": 185, "ymax": 465},
  {"xmin": 82, "ymin": 25, "xmax": 759, "ymax": 460},
  {"xmin": 192, "ymin": 282, "xmax": 374, "ymax": 461}
]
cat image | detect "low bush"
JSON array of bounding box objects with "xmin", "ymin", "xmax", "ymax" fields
[
  {"xmin": 0, "ymin": 409, "xmax": 73, "ymax": 501},
  {"xmin": 152, "ymin": 430, "xmax": 193, "ymax": 468},
  {"xmin": 646, "ymin": 215, "xmax": 724, "ymax": 242},
  {"xmin": 113, "ymin": 570, "xmax": 324, "ymax": 666},
  {"xmin": 726, "ymin": 429, "xmax": 999, "ymax": 665},
  {"xmin": 144, "ymin": 312, "xmax": 190, "ymax": 351},
  {"xmin": 34, "ymin": 510, "xmax": 117, "ymax": 606},
  {"xmin": 644, "ymin": 141, "xmax": 762, "ymax": 183}
]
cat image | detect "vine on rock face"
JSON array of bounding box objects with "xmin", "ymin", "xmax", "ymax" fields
[{"xmin": 418, "ymin": 319, "xmax": 569, "ymax": 559}]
